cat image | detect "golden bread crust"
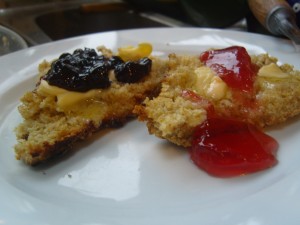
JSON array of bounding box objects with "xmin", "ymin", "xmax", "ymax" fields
[
  {"xmin": 134, "ymin": 53, "xmax": 300, "ymax": 147},
  {"xmin": 15, "ymin": 53, "xmax": 168, "ymax": 165}
]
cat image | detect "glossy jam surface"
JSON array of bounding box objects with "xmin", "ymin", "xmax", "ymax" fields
[
  {"xmin": 181, "ymin": 89, "xmax": 215, "ymax": 116},
  {"xmin": 43, "ymin": 48, "xmax": 152, "ymax": 92},
  {"xmin": 190, "ymin": 118, "xmax": 278, "ymax": 178},
  {"xmin": 200, "ymin": 46, "xmax": 256, "ymax": 92},
  {"xmin": 192, "ymin": 46, "xmax": 278, "ymax": 177},
  {"xmin": 115, "ymin": 57, "xmax": 152, "ymax": 83}
]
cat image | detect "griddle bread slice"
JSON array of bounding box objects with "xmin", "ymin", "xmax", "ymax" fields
[
  {"xmin": 14, "ymin": 46, "xmax": 168, "ymax": 165},
  {"xmin": 134, "ymin": 51, "xmax": 300, "ymax": 147}
]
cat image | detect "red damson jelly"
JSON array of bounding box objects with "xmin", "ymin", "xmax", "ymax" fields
[
  {"xmin": 189, "ymin": 46, "xmax": 279, "ymax": 177},
  {"xmin": 200, "ymin": 46, "xmax": 257, "ymax": 92},
  {"xmin": 181, "ymin": 90, "xmax": 215, "ymax": 116},
  {"xmin": 190, "ymin": 118, "xmax": 279, "ymax": 178}
]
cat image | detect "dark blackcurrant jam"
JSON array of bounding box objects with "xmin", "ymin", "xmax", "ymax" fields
[
  {"xmin": 42, "ymin": 48, "xmax": 152, "ymax": 92},
  {"xmin": 115, "ymin": 58, "xmax": 152, "ymax": 83}
]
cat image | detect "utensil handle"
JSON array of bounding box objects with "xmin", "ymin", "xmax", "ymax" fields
[{"xmin": 248, "ymin": 0, "xmax": 291, "ymax": 26}]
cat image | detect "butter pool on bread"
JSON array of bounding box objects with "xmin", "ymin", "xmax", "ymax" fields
[
  {"xmin": 14, "ymin": 43, "xmax": 168, "ymax": 165},
  {"xmin": 134, "ymin": 46, "xmax": 300, "ymax": 148}
]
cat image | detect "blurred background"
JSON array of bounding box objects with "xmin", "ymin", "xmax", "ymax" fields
[{"xmin": 0, "ymin": 0, "xmax": 299, "ymax": 55}]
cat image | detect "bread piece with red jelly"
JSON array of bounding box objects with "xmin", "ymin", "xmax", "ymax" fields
[
  {"xmin": 134, "ymin": 46, "xmax": 300, "ymax": 177},
  {"xmin": 15, "ymin": 43, "xmax": 168, "ymax": 165}
]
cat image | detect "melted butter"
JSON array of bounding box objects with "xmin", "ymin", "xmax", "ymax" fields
[
  {"xmin": 193, "ymin": 66, "xmax": 230, "ymax": 101},
  {"xmin": 37, "ymin": 80, "xmax": 102, "ymax": 110},
  {"xmin": 258, "ymin": 63, "xmax": 289, "ymax": 78},
  {"xmin": 118, "ymin": 43, "xmax": 152, "ymax": 61}
]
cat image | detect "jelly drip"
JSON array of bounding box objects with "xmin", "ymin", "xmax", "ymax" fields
[{"xmin": 190, "ymin": 118, "xmax": 279, "ymax": 178}]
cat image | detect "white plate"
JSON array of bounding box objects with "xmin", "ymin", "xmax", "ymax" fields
[{"xmin": 1, "ymin": 28, "xmax": 300, "ymax": 225}]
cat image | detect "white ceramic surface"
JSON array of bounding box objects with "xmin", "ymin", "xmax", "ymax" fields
[{"xmin": 0, "ymin": 28, "xmax": 300, "ymax": 225}]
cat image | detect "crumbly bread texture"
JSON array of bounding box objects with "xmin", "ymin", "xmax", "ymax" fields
[
  {"xmin": 14, "ymin": 48, "xmax": 168, "ymax": 165},
  {"xmin": 134, "ymin": 53, "xmax": 300, "ymax": 147}
]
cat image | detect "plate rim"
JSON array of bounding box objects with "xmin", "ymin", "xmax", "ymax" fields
[{"xmin": 1, "ymin": 27, "xmax": 300, "ymax": 225}]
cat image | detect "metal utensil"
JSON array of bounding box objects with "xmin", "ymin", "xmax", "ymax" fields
[{"xmin": 248, "ymin": 0, "xmax": 300, "ymax": 49}]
